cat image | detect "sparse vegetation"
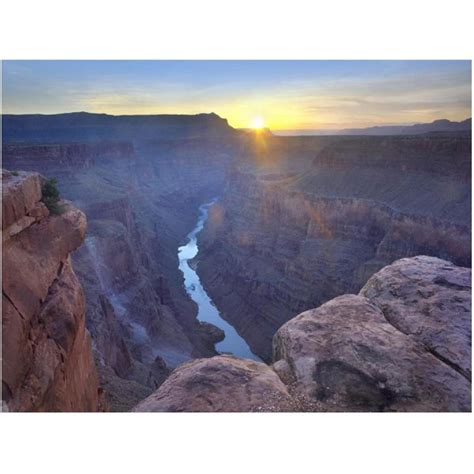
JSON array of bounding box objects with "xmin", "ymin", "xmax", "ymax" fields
[
  {"xmin": 11, "ymin": 170, "xmax": 19, "ymax": 176},
  {"xmin": 41, "ymin": 177, "xmax": 64, "ymax": 215}
]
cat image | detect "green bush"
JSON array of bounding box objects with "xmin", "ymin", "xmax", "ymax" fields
[
  {"xmin": 11, "ymin": 170, "xmax": 19, "ymax": 176},
  {"xmin": 41, "ymin": 177, "xmax": 64, "ymax": 215}
]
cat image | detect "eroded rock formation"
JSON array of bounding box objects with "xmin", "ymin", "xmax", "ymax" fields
[
  {"xmin": 135, "ymin": 256, "xmax": 471, "ymax": 412},
  {"xmin": 2, "ymin": 169, "xmax": 102, "ymax": 411}
]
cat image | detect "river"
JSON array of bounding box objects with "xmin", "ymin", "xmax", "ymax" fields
[{"xmin": 178, "ymin": 199, "xmax": 260, "ymax": 361}]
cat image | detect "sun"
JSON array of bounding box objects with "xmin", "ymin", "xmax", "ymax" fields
[{"xmin": 250, "ymin": 116, "xmax": 265, "ymax": 130}]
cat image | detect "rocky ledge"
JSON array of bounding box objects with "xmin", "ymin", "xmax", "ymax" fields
[
  {"xmin": 2, "ymin": 169, "xmax": 102, "ymax": 411},
  {"xmin": 134, "ymin": 256, "xmax": 471, "ymax": 412}
]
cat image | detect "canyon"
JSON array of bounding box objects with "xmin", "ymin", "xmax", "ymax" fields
[
  {"xmin": 3, "ymin": 113, "xmax": 240, "ymax": 410},
  {"xmin": 2, "ymin": 112, "xmax": 471, "ymax": 411}
]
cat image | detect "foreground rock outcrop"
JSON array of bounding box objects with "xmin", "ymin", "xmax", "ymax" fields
[
  {"xmin": 134, "ymin": 256, "xmax": 471, "ymax": 412},
  {"xmin": 133, "ymin": 355, "xmax": 295, "ymax": 412},
  {"xmin": 2, "ymin": 170, "xmax": 102, "ymax": 411},
  {"xmin": 360, "ymin": 256, "xmax": 471, "ymax": 380}
]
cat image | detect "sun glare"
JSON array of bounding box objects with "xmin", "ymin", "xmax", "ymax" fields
[{"xmin": 250, "ymin": 116, "xmax": 265, "ymax": 129}]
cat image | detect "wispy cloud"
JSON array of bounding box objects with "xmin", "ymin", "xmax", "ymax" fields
[{"xmin": 2, "ymin": 60, "xmax": 471, "ymax": 129}]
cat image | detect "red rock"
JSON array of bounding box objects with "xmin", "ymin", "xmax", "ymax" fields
[
  {"xmin": 2, "ymin": 170, "xmax": 101, "ymax": 411},
  {"xmin": 2, "ymin": 169, "xmax": 43, "ymax": 229}
]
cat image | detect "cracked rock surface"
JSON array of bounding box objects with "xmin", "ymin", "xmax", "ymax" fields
[
  {"xmin": 273, "ymin": 256, "xmax": 471, "ymax": 412},
  {"xmin": 360, "ymin": 256, "xmax": 471, "ymax": 380}
]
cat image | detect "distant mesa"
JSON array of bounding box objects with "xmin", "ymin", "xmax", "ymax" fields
[{"xmin": 2, "ymin": 111, "xmax": 235, "ymax": 143}]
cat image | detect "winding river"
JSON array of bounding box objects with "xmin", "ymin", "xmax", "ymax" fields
[{"xmin": 178, "ymin": 199, "xmax": 260, "ymax": 361}]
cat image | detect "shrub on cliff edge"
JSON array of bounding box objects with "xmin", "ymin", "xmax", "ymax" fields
[{"xmin": 41, "ymin": 177, "xmax": 64, "ymax": 215}]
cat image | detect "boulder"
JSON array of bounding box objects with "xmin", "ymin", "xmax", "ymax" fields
[
  {"xmin": 360, "ymin": 256, "xmax": 471, "ymax": 380},
  {"xmin": 273, "ymin": 279, "xmax": 470, "ymax": 412},
  {"xmin": 132, "ymin": 355, "xmax": 295, "ymax": 412}
]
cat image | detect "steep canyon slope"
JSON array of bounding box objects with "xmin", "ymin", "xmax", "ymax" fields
[{"xmin": 196, "ymin": 132, "xmax": 471, "ymax": 360}]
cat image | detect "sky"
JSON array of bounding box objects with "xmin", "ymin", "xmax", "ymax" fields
[{"xmin": 2, "ymin": 60, "xmax": 471, "ymax": 131}]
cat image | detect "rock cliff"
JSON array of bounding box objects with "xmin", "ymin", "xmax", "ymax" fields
[
  {"xmin": 2, "ymin": 169, "xmax": 102, "ymax": 411},
  {"xmin": 134, "ymin": 256, "xmax": 471, "ymax": 412}
]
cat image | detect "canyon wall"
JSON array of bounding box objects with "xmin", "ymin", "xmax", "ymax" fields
[
  {"xmin": 134, "ymin": 256, "xmax": 471, "ymax": 412},
  {"xmin": 196, "ymin": 133, "xmax": 471, "ymax": 361},
  {"xmin": 2, "ymin": 170, "xmax": 102, "ymax": 411},
  {"xmin": 2, "ymin": 128, "xmax": 238, "ymax": 410}
]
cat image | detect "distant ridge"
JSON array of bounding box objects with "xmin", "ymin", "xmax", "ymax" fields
[
  {"xmin": 274, "ymin": 118, "xmax": 471, "ymax": 137},
  {"xmin": 4, "ymin": 112, "xmax": 471, "ymax": 140},
  {"xmin": 339, "ymin": 118, "xmax": 471, "ymax": 136}
]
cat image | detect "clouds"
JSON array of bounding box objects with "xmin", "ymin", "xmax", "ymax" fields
[
  {"xmin": 273, "ymin": 65, "xmax": 471, "ymax": 128},
  {"xmin": 2, "ymin": 60, "xmax": 471, "ymax": 129}
]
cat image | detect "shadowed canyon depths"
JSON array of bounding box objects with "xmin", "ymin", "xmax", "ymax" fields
[{"xmin": 2, "ymin": 112, "xmax": 471, "ymax": 411}]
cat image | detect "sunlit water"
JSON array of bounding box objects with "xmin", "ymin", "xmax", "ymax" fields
[{"xmin": 178, "ymin": 199, "xmax": 260, "ymax": 361}]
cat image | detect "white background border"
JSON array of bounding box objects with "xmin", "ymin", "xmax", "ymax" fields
[{"xmin": 1, "ymin": 1, "xmax": 473, "ymax": 473}]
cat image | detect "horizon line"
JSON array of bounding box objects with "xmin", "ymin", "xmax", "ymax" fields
[{"xmin": 2, "ymin": 110, "xmax": 471, "ymax": 133}]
